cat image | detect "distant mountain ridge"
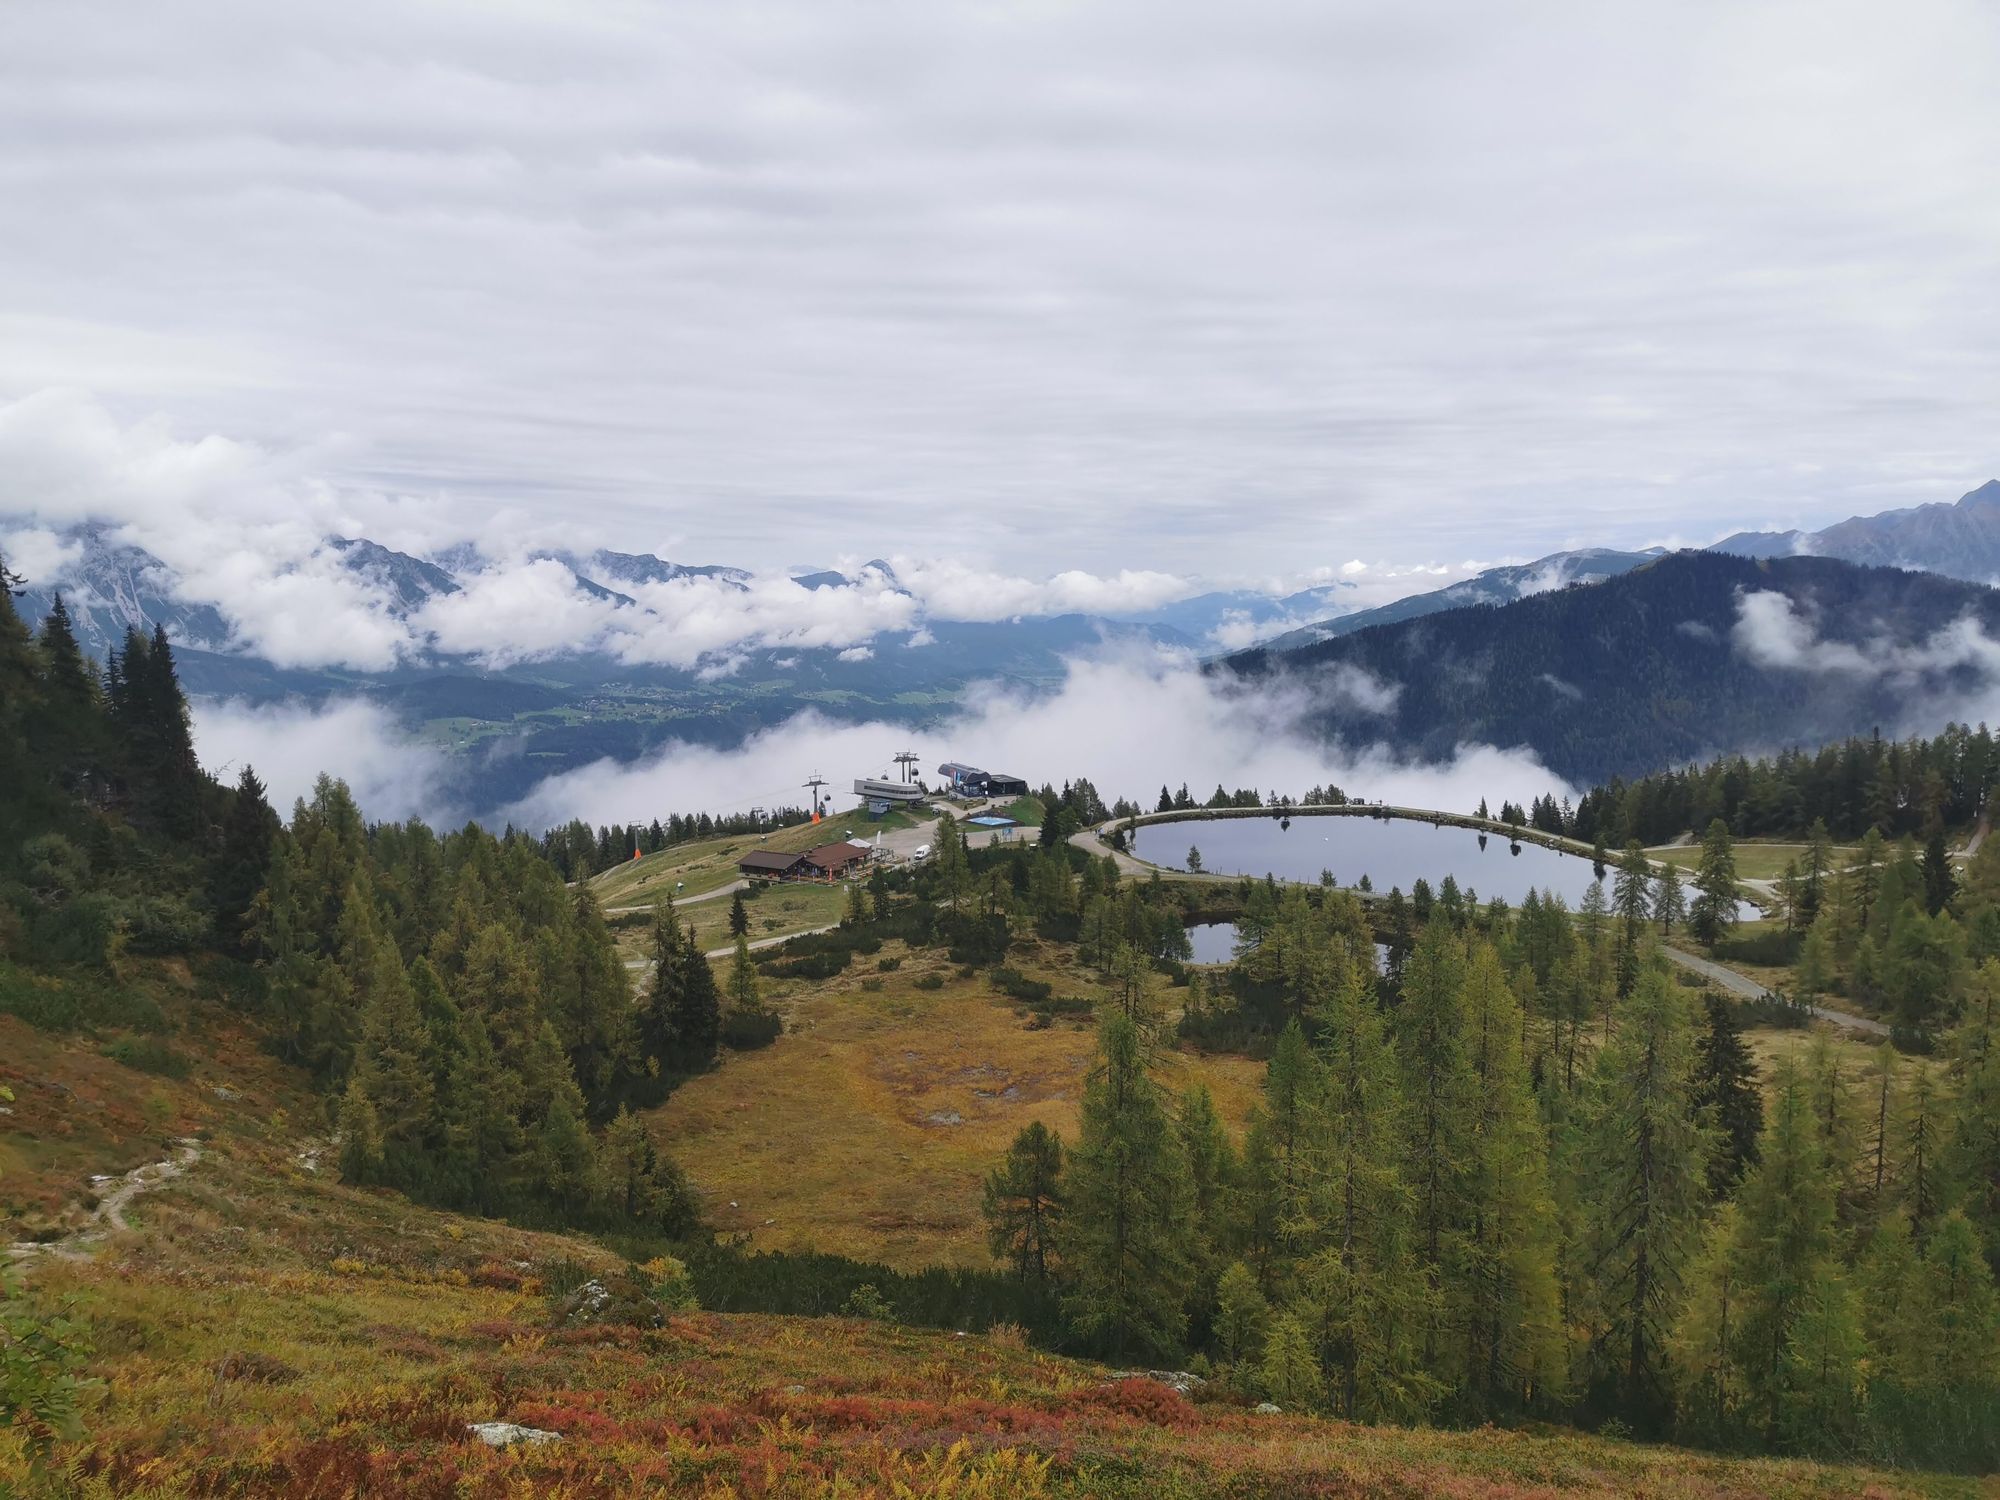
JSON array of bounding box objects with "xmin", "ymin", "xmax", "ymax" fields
[
  {"xmin": 1260, "ymin": 547, "xmax": 1665, "ymax": 652},
  {"xmin": 1223, "ymin": 549, "xmax": 2000, "ymax": 784},
  {"xmin": 1715, "ymin": 479, "xmax": 2000, "ymax": 581}
]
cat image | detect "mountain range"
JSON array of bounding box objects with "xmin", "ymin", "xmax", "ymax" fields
[
  {"xmin": 1713, "ymin": 479, "xmax": 2000, "ymax": 580},
  {"xmin": 7, "ymin": 477, "xmax": 1998, "ymax": 809},
  {"xmin": 1224, "ymin": 549, "xmax": 2000, "ymax": 783}
]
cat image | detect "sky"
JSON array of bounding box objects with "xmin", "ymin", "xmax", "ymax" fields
[{"xmin": 3, "ymin": 0, "xmax": 1998, "ymax": 591}]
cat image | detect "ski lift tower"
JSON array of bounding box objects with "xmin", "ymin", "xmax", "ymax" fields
[
  {"xmin": 893, "ymin": 750, "xmax": 921, "ymax": 785},
  {"xmin": 803, "ymin": 772, "xmax": 829, "ymax": 823}
]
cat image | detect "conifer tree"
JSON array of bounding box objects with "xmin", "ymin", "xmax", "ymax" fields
[
  {"xmin": 1214, "ymin": 1261, "xmax": 1270, "ymax": 1367},
  {"xmin": 1574, "ymin": 965, "xmax": 1712, "ymax": 1428},
  {"xmin": 1689, "ymin": 820, "xmax": 1739, "ymax": 952},
  {"xmin": 561, "ymin": 885, "xmax": 632, "ymax": 1104},
  {"xmin": 1670, "ymin": 1202, "xmax": 1747, "ymax": 1441},
  {"xmin": 351, "ymin": 933, "xmax": 433, "ymax": 1180},
  {"xmin": 1393, "ymin": 928, "xmax": 1474, "ymax": 1319},
  {"xmin": 1061, "ymin": 1012, "xmax": 1195, "ymax": 1359},
  {"xmin": 1895, "ymin": 1062, "xmax": 1949, "ymax": 1243},
  {"xmin": 209, "ymin": 765, "xmax": 279, "ymax": 952},
  {"xmin": 1243, "ymin": 1021, "xmax": 1318, "ymax": 1281},
  {"xmin": 1692, "ymin": 994, "xmax": 1761, "ymax": 1196},
  {"xmin": 337, "ymin": 1075, "xmax": 386, "ymax": 1185},
  {"xmin": 728, "ymin": 888, "xmax": 749, "ymax": 937},
  {"xmin": 1179, "ymin": 1082, "xmax": 1239, "ymax": 1332},
  {"xmin": 1912, "ymin": 1209, "xmax": 2000, "ymax": 1389},
  {"xmin": 1260, "ymin": 1313, "xmax": 1324, "ymax": 1410},
  {"xmin": 1794, "ymin": 913, "xmax": 1835, "ymax": 1005},
  {"xmin": 1458, "ymin": 940, "xmax": 1564, "ymax": 1411},
  {"xmin": 1294, "ymin": 953, "xmax": 1435, "ymax": 1421},
  {"xmin": 1856, "ymin": 1211, "xmax": 1924, "ymax": 1386},
  {"xmin": 1728, "ymin": 1061, "xmax": 1841, "ymax": 1434},
  {"xmin": 1945, "ymin": 960, "xmax": 2000, "ymax": 1265},
  {"xmin": 1653, "ymin": 862, "xmax": 1686, "ymax": 936},
  {"xmin": 983, "ymin": 1120, "xmax": 1065, "ymax": 1286},
  {"xmin": 1612, "ymin": 842, "xmax": 1651, "ymax": 997}
]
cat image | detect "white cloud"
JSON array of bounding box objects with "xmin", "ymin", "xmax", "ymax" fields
[
  {"xmin": 889, "ymin": 558, "xmax": 1194, "ymax": 623},
  {"xmin": 1731, "ymin": 587, "xmax": 2000, "ymax": 684},
  {"xmin": 0, "ymin": 525, "xmax": 81, "ymax": 585},
  {"xmin": 499, "ymin": 649, "xmax": 1548, "ymax": 835},
  {"xmin": 190, "ymin": 696, "xmax": 457, "ymax": 825}
]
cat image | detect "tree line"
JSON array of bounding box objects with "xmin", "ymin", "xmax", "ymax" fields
[
  {"xmin": 1531, "ymin": 722, "xmax": 1997, "ymax": 848},
  {"xmin": 985, "ymin": 877, "xmax": 2000, "ymax": 1468}
]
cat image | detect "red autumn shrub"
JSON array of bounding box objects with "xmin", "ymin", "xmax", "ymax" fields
[{"xmin": 1075, "ymin": 1378, "xmax": 1200, "ymax": 1428}]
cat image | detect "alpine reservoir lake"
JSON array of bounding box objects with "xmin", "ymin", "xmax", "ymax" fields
[{"xmin": 1136, "ymin": 812, "xmax": 1727, "ymax": 912}]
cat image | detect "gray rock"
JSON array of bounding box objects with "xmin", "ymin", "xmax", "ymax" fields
[
  {"xmin": 1254, "ymin": 1401, "xmax": 1282, "ymax": 1415},
  {"xmin": 468, "ymin": 1421, "xmax": 561, "ymax": 1447}
]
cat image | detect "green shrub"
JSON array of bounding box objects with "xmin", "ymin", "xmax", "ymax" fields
[
  {"xmin": 915, "ymin": 974, "xmax": 945, "ymax": 991},
  {"xmin": 29, "ymin": 894, "xmax": 119, "ymax": 967},
  {"xmin": 721, "ymin": 1007, "xmax": 781, "ymax": 1050},
  {"xmin": 101, "ymin": 1034, "xmax": 189, "ymax": 1077}
]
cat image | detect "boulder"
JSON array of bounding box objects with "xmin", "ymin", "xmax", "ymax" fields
[{"xmin": 468, "ymin": 1421, "xmax": 561, "ymax": 1448}]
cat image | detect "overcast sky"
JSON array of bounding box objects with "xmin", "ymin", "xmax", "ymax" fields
[{"xmin": 2, "ymin": 0, "xmax": 1997, "ymax": 584}]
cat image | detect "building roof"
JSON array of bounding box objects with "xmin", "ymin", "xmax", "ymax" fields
[
  {"xmin": 803, "ymin": 840, "xmax": 871, "ymax": 869},
  {"xmin": 738, "ymin": 849, "xmax": 806, "ymax": 873},
  {"xmin": 937, "ymin": 762, "xmax": 984, "ymax": 778}
]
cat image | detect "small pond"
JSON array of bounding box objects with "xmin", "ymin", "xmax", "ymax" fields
[{"xmin": 1144, "ymin": 812, "xmax": 1754, "ymax": 915}]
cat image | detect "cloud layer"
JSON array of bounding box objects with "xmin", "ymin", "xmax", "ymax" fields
[
  {"xmin": 2, "ymin": 1, "xmax": 1996, "ymax": 574},
  {"xmin": 185, "ymin": 647, "xmax": 1568, "ymax": 835}
]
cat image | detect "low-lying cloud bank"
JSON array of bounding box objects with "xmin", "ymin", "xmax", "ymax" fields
[
  {"xmin": 191, "ymin": 650, "xmax": 1571, "ymax": 835},
  {"xmin": 2, "ymin": 390, "xmax": 1530, "ymax": 673}
]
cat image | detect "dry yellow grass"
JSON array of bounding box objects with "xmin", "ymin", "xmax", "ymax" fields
[
  {"xmin": 591, "ymin": 817, "xmax": 856, "ymax": 907},
  {"xmin": 652, "ymin": 938, "xmax": 1263, "ymax": 1269}
]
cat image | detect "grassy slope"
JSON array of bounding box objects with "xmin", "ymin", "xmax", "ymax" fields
[
  {"xmin": 1647, "ymin": 842, "xmax": 1857, "ymax": 882},
  {"xmin": 5, "ymin": 1137, "xmax": 1973, "ymax": 1498},
  {"xmin": 657, "ymin": 935, "xmax": 1265, "ymax": 1267}
]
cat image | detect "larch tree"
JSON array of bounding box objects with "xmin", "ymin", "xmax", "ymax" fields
[
  {"xmin": 1060, "ymin": 1012, "xmax": 1195, "ymax": 1360},
  {"xmin": 1295, "ymin": 954, "xmax": 1434, "ymax": 1422},
  {"xmin": 1727, "ymin": 1060, "xmax": 1842, "ymax": 1436},
  {"xmin": 1574, "ymin": 965, "xmax": 1713, "ymax": 1430},
  {"xmin": 1652, "ymin": 862, "xmax": 1686, "ymax": 937},
  {"xmin": 983, "ymin": 1120, "xmax": 1066, "ymax": 1287},
  {"xmin": 1455, "ymin": 939, "xmax": 1564, "ymax": 1412}
]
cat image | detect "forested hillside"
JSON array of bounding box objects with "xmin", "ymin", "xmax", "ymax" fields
[
  {"xmin": 1226, "ymin": 551, "xmax": 2000, "ymax": 783},
  {"xmin": 1517, "ymin": 723, "xmax": 1999, "ymax": 848}
]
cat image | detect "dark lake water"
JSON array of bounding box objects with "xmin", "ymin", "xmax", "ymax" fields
[{"xmin": 1142, "ymin": 813, "xmax": 1669, "ymax": 911}]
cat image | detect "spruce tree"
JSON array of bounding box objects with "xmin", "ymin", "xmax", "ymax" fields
[
  {"xmin": 1060, "ymin": 1012, "xmax": 1195, "ymax": 1360},
  {"xmin": 1692, "ymin": 993, "xmax": 1762, "ymax": 1196},
  {"xmin": 1689, "ymin": 819, "xmax": 1739, "ymax": 952},
  {"xmin": 728, "ymin": 888, "xmax": 749, "ymax": 938},
  {"xmin": 1612, "ymin": 842, "xmax": 1651, "ymax": 997}
]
